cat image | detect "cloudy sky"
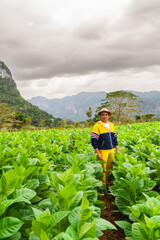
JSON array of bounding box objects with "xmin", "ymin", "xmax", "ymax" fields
[{"xmin": 1, "ymin": 0, "xmax": 160, "ymax": 99}]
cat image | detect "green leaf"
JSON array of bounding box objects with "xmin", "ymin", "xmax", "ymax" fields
[
  {"xmin": 29, "ymin": 233, "xmax": 39, "ymax": 240},
  {"xmin": 49, "ymin": 192, "xmax": 58, "ymax": 205},
  {"xmin": 40, "ymin": 229, "xmax": 49, "ymax": 240},
  {"xmin": 52, "ymin": 232, "xmax": 73, "ymax": 240},
  {"xmin": 38, "ymin": 198, "xmax": 52, "ymax": 208},
  {"xmin": 60, "ymin": 168, "xmax": 74, "ymax": 185},
  {"xmin": 58, "ymin": 184, "xmax": 77, "ymax": 210},
  {"xmin": 115, "ymin": 221, "xmax": 132, "ymax": 237},
  {"xmin": 132, "ymin": 223, "xmax": 146, "ymax": 240},
  {"xmin": 35, "ymin": 174, "xmax": 50, "ymax": 186},
  {"xmin": 10, "ymin": 188, "xmax": 36, "ymax": 204},
  {"xmin": 78, "ymin": 194, "xmax": 92, "ymax": 229},
  {"xmin": 24, "ymin": 179, "xmax": 39, "ymax": 189},
  {"xmin": 49, "ymin": 211, "xmax": 69, "ymax": 228},
  {"xmin": 95, "ymin": 200, "xmax": 106, "ymax": 209},
  {"xmin": 130, "ymin": 165, "xmax": 142, "ymax": 178},
  {"xmin": 145, "ymin": 215, "xmax": 160, "ymax": 229},
  {"xmin": 95, "ymin": 218, "xmax": 116, "ymax": 237},
  {"xmin": 17, "ymin": 153, "xmax": 29, "ymax": 167},
  {"xmin": 72, "ymin": 174, "xmax": 81, "ymax": 186},
  {"xmin": 128, "ymin": 205, "xmax": 141, "ymax": 219},
  {"xmin": 113, "ymin": 189, "xmax": 133, "ymax": 203},
  {"xmin": 95, "ymin": 218, "xmax": 116, "ymax": 230},
  {"xmin": 5, "ymin": 232, "xmax": 21, "ymax": 240},
  {"xmin": 66, "ymin": 225, "xmax": 79, "ymax": 240},
  {"xmin": 66, "ymin": 155, "xmax": 74, "ymax": 166},
  {"xmin": 0, "ymin": 203, "xmax": 6, "ymax": 216},
  {"xmin": 24, "ymin": 166, "xmax": 38, "ymax": 179},
  {"xmin": 42, "ymin": 162, "xmax": 51, "ymax": 174},
  {"xmin": 78, "ymin": 221, "xmax": 96, "ymax": 239},
  {"xmin": 19, "ymin": 207, "xmax": 34, "ymax": 221},
  {"xmin": 115, "ymin": 197, "xmax": 130, "ymax": 215},
  {"xmin": 68, "ymin": 206, "xmax": 81, "ymax": 229},
  {"xmin": 32, "ymin": 220, "xmax": 44, "ymax": 238},
  {"xmin": 35, "ymin": 209, "xmax": 52, "ymax": 226},
  {"xmin": 32, "ymin": 208, "xmax": 43, "ymax": 221},
  {"xmin": 0, "ymin": 170, "xmax": 19, "ymax": 197},
  {"xmin": 0, "ymin": 217, "xmax": 23, "ymax": 239},
  {"xmin": 69, "ymin": 191, "xmax": 83, "ymax": 209},
  {"xmin": 50, "ymin": 173, "xmax": 60, "ymax": 191}
]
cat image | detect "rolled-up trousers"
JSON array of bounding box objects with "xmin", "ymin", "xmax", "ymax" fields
[{"xmin": 99, "ymin": 148, "xmax": 115, "ymax": 185}]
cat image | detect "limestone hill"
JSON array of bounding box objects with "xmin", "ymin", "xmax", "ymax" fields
[{"xmin": 0, "ymin": 61, "xmax": 54, "ymax": 126}]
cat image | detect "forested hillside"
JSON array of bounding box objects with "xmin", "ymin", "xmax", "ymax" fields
[{"xmin": 0, "ymin": 61, "xmax": 54, "ymax": 126}]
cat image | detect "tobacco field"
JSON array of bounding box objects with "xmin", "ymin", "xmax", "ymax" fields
[{"xmin": 0, "ymin": 121, "xmax": 159, "ymax": 239}]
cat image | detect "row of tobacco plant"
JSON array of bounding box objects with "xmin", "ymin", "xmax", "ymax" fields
[
  {"xmin": 0, "ymin": 128, "xmax": 115, "ymax": 240},
  {"xmin": 110, "ymin": 122, "xmax": 160, "ymax": 240}
]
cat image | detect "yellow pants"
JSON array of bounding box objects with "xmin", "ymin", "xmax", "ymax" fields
[{"xmin": 99, "ymin": 148, "xmax": 115, "ymax": 185}]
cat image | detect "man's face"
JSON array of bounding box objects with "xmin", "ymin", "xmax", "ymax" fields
[{"xmin": 100, "ymin": 112, "xmax": 109, "ymax": 123}]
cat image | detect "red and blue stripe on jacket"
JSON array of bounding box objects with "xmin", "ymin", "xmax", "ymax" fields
[{"xmin": 91, "ymin": 121, "xmax": 118, "ymax": 150}]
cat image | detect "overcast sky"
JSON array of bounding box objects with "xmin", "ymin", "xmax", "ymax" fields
[{"xmin": 1, "ymin": 0, "xmax": 160, "ymax": 99}]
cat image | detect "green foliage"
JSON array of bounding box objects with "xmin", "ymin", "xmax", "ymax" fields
[
  {"xmin": 74, "ymin": 121, "xmax": 80, "ymax": 128},
  {"xmin": 0, "ymin": 127, "xmax": 116, "ymax": 239},
  {"xmin": 53, "ymin": 118, "xmax": 63, "ymax": 127},
  {"xmin": 0, "ymin": 76, "xmax": 54, "ymax": 126},
  {"xmin": 4, "ymin": 111, "xmax": 26, "ymax": 130},
  {"xmin": 84, "ymin": 119, "xmax": 94, "ymax": 128},
  {"xmin": 84, "ymin": 107, "xmax": 94, "ymax": 127},
  {"xmin": 85, "ymin": 107, "xmax": 92, "ymax": 119},
  {"xmin": 0, "ymin": 217, "xmax": 23, "ymax": 239},
  {"xmin": 0, "ymin": 103, "xmax": 14, "ymax": 126},
  {"xmin": 111, "ymin": 121, "xmax": 160, "ymax": 239},
  {"xmin": 0, "ymin": 121, "xmax": 159, "ymax": 239},
  {"xmin": 94, "ymin": 90, "xmax": 141, "ymax": 123},
  {"xmin": 140, "ymin": 113, "xmax": 155, "ymax": 122}
]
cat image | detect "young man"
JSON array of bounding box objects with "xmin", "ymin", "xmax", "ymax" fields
[{"xmin": 91, "ymin": 108, "xmax": 120, "ymax": 186}]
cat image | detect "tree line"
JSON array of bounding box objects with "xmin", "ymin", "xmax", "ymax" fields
[
  {"xmin": 84, "ymin": 90, "xmax": 158, "ymax": 127},
  {"xmin": 0, "ymin": 90, "xmax": 159, "ymax": 131}
]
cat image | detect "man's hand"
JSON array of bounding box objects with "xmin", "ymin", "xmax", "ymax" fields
[
  {"xmin": 115, "ymin": 146, "xmax": 120, "ymax": 154},
  {"xmin": 97, "ymin": 152, "xmax": 102, "ymax": 160},
  {"xmin": 115, "ymin": 145, "xmax": 120, "ymax": 154},
  {"xmin": 116, "ymin": 149, "xmax": 120, "ymax": 154},
  {"xmin": 95, "ymin": 148, "xmax": 102, "ymax": 160}
]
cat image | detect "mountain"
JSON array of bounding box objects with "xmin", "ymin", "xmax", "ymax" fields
[
  {"xmin": 0, "ymin": 61, "xmax": 54, "ymax": 126},
  {"xmin": 131, "ymin": 91, "xmax": 160, "ymax": 115},
  {"xmin": 28, "ymin": 91, "xmax": 160, "ymax": 121},
  {"xmin": 28, "ymin": 92, "xmax": 107, "ymax": 121}
]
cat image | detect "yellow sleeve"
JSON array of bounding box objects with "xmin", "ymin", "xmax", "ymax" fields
[
  {"xmin": 92, "ymin": 124, "xmax": 100, "ymax": 135},
  {"xmin": 109, "ymin": 122, "xmax": 115, "ymax": 132}
]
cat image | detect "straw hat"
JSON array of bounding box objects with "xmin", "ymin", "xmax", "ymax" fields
[{"xmin": 98, "ymin": 108, "xmax": 111, "ymax": 116}]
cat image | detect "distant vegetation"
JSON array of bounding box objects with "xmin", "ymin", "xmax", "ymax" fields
[
  {"xmin": 83, "ymin": 90, "xmax": 159, "ymax": 128},
  {"xmin": 93, "ymin": 90, "xmax": 141, "ymax": 124},
  {"xmin": 0, "ymin": 89, "xmax": 159, "ymax": 132},
  {"xmin": 28, "ymin": 91, "xmax": 160, "ymax": 121},
  {"xmin": 0, "ymin": 76, "xmax": 55, "ymax": 128}
]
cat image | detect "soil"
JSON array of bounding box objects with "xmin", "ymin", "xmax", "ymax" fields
[
  {"xmin": 98, "ymin": 179, "xmax": 126, "ymax": 240},
  {"xmin": 98, "ymin": 180, "xmax": 160, "ymax": 239},
  {"xmin": 153, "ymin": 185, "xmax": 160, "ymax": 194}
]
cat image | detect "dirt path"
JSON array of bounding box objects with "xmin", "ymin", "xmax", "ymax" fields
[
  {"xmin": 99, "ymin": 184, "xmax": 160, "ymax": 239},
  {"xmin": 99, "ymin": 179, "xmax": 126, "ymax": 240}
]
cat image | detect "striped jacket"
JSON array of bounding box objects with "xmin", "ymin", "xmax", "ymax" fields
[{"xmin": 91, "ymin": 121, "xmax": 118, "ymax": 150}]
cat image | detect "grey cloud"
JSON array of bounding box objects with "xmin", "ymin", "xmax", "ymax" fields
[
  {"xmin": 73, "ymin": 17, "xmax": 108, "ymax": 40},
  {"xmin": 17, "ymin": 67, "xmax": 160, "ymax": 100},
  {"xmin": 0, "ymin": 0, "xmax": 160, "ymax": 90}
]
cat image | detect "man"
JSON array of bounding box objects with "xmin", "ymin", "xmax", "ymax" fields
[{"xmin": 91, "ymin": 108, "xmax": 120, "ymax": 187}]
